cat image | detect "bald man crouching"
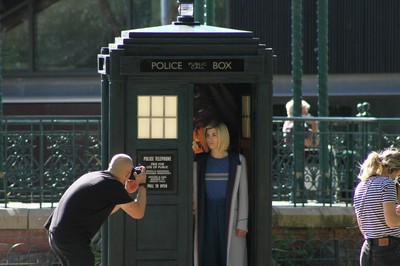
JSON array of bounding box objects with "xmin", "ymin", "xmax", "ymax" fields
[{"xmin": 44, "ymin": 154, "xmax": 147, "ymax": 266}]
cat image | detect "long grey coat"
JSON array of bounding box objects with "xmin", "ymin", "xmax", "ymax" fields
[{"xmin": 193, "ymin": 151, "xmax": 249, "ymax": 266}]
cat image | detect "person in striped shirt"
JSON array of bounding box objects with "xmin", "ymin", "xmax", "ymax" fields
[{"xmin": 353, "ymin": 147, "xmax": 400, "ymax": 265}]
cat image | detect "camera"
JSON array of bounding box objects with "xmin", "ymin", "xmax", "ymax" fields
[{"xmin": 129, "ymin": 166, "xmax": 142, "ymax": 180}]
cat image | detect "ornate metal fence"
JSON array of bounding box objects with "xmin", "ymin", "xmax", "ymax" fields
[
  {"xmin": 0, "ymin": 242, "xmax": 59, "ymax": 265},
  {"xmin": 1, "ymin": 115, "xmax": 398, "ymax": 264},
  {"xmin": 1, "ymin": 116, "xmax": 400, "ymax": 207},
  {"xmin": 272, "ymin": 238, "xmax": 363, "ymax": 265},
  {"xmin": 272, "ymin": 116, "xmax": 400, "ymax": 206},
  {"xmin": 0, "ymin": 237, "xmax": 362, "ymax": 265},
  {"xmin": 0, "ymin": 116, "xmax": 101, "ymax": 207}
]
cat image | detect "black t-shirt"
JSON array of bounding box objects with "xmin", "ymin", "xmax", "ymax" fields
[{"xmin": 45, "ymin": 171, "xmax": 133, "ymax": 244}]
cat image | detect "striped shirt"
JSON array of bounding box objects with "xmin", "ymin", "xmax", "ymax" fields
[
  {"xmin": 353, "ymin": 176, "xmax": 400, "ymax": 239},
  {"xmin": 205, "ymin": 156, "xmax": 229, "ymax": 200}
]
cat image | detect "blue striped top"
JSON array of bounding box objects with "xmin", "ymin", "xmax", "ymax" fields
[
  {"xmin": 205, "ymin": 156, "xmax": 229, "ymax": 200},
  {"xmin": 354, "ymin": 176, "xmax": 400, "ymax": 239}
]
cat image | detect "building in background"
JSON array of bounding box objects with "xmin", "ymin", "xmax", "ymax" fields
[{"xmin": 1, "ymin": 0, "xmax": 399, "ymax": 117}]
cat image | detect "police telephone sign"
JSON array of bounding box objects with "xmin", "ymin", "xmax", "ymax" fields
[
  {"xmin": 137, "ymin": 150, "xmax": 177, "ymax": 193},
  {"xmin": 140, "ymin": 59, "xmax": 244, "ymax": 72}
]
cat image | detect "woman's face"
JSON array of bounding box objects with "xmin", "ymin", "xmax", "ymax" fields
[
  {"xmin": 392, "ymin": 168, "xmax": 400, "ymax": 178},
  {"xmin": 206, "ymin": 128, "xmax": 219, "ymax": 151},
  {"xmin": 301, "ymin": 105, "xmax": 309, "ymax": 116}
]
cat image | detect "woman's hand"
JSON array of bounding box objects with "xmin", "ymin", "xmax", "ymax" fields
[
  {"xmin": 236, "ymin": 229, "xmax": 247, "ymax": 237},
  {"xmin": 192, "ymin": 140, "xmax": 202, "ymax": 153},
  {"xmin": 396, "ymin": 204, "xmax": 400, "ymax": 215}
]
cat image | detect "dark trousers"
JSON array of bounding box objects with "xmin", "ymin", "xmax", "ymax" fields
[
  {"xmin": 360, "ymin": 236, "xmax": 400, "ymax": 266},
  {"xmin": 48, "ymin": 232, "xmax": 95, "ymax": 266},
  {"xmin": 203, "ymin": 199, "xmax": 227, "ymax": 266}
]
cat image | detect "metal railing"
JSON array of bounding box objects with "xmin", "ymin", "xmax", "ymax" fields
[
  {"xmin": 0, "ymin": 242, "xmax": 59, "ymax": 265},
  {"xmin": 272, "ymin": 237, "xmax": 362, "ymax": 265},
  {"xmin": 273, "ymin": 116, "xmax": 400, "ymax": 206},
  {"xmin": 0, "ymin": 116, "xmax": 101, "ymax": 207},
  {"xmin": 0, "ymin": 237, "xmax": 362, "ymax": 265},
  {"xmin": 1, "ymin": 115, "xmax": 400, "ymax": 207}
]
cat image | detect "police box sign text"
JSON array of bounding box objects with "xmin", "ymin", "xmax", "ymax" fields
[
  {"xmin": 140, "ymin": 59, "xmax": 244, "ymax": 72},
  {"xmin": 138, "ymin": 152, "xmax": 176, "ymax": 192}
]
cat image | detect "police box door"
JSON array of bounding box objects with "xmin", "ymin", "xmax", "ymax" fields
[{"xmin": 124, "ymin": 81, "xmax": 193, "ymax": 265}]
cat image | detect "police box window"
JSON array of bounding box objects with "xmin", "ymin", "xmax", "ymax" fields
[{"xmin": 137, "ymin": 95, "xmax": 178, "ymax": 139}]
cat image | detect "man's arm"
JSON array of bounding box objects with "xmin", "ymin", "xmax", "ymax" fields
[
  {"xmin": 111, "ymin": 167, "xmax": 147, "ymax": 217},
  {"xmin": 112, "ymin": 186, "xmax": 147, "ymax": 219}
]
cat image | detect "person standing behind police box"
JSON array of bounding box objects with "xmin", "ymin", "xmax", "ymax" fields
[
  {"xmin": 282, "ymin": 99, "xmax": 319, "ymax": 148},
  {"xmin": 44, "ymin": 153, "xmax": 147, "ymax": 266},
  {"xmin": 353, "ymin": 148, "xmax": 400, "ymax": 266},
  {"xmin": 192, "ymin": 121, "xmax": 248, "ymax": 266}
]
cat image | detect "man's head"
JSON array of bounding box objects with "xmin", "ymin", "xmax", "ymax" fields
[{"xmin": 108, "ymin": 154, "xmax": 133, "ymax": 182}]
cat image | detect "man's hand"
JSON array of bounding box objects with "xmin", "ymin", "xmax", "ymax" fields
[
  {"xmin": 133, "ymin": 166, "xmax": 146, "ymax": 184},
  {"xmin": 125, "ymin": 179, "xmax": 139, "ymax": 194},
  {"xmin": 125, "ymin": 166, "xmax": 146, "ymax": 194}
]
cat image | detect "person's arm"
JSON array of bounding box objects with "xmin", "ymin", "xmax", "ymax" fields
[
  {"xmin": 303, "ymin": 113, "xmax": 318, "ymax": 132},
  {"xmin": 397, "ymin": 183, "xmax": 400, "ymax": 204},
  {"xmin": 111, "ymin": 167, "xmax": 147, "ymax": 218},
  {"xmin": 119, "ymin": 186, "xmax": 147, "ymax": 219},
  {"xmin": 304, "ymin": 115, "xmax": 319, "ymax": 147},
  {"xmin": 309, "ymin": 120, "xmax": 318, "ymax": 133},
  {"xmin": 110, "ymin": 185, "xmax": 147, "ymax": 218},
  {"xmin": 383, "ymin": 201, "xmax": 400, "ymax": 227}
]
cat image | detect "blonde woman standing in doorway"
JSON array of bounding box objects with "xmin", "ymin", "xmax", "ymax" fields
[{"xmin": 193, "ymin": 121, "xmax": 249, "ymax": 266}]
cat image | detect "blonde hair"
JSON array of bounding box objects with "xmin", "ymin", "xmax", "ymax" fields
[
  {"xmin": 285, "ymin": 99, "xmax": 310, "ymax": 117},
  {"xmin": 204, "ymin": 121, "xmax": 230, "ymax": 152},
  {"xmin": 358, "ymin": 147, "xmax": 400, "ymax": 182}
]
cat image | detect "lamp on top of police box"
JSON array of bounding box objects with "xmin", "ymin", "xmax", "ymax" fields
[{"xmin": 174, "ymin": 0, "xmax": 200, "ymax": 25}]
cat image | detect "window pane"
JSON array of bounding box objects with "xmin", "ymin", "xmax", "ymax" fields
[
  {"xmin": 151, "ymin": 96, "xmax": 164, "ymax": 116},
  {"xmin": 151, "ymin": 118, "xmax": 164, "ymax": 138},
  {"xmin": 137, "ymin": 95, "xmax": 178, "ymax": 139},
  {"xmin": 165, "ymin": 118, "xmax": 177, "ymax": 138},
  {"xmin": 138, "ymin": 96, "xmax": 150, "ymax": 116},
  {"xmin": 138, "ymin": 118, "xmax": 150, "ymax": 138},
  {"xmin": 165, "ymin": 96, "xmax": 177, "ymax": 116}
]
